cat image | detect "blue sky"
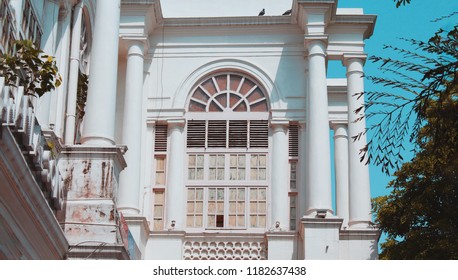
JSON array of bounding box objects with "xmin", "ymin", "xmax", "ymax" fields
[{"xmin": 333, "ymin": 0, "xmax": 458, "ymax": 200}]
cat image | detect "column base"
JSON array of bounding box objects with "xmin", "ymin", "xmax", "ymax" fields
[
  {"xmin": 304, "ymin": 208, "xmax": 334, "ymax": 218},
  {"xmin": 67, "ymin": 243, "xmax": 130, "ymax": 260},
  {"xmin": 348, "ymin": 220, "xmax": 373, "ymax": 229},
  {"xmin": 118, "ymin": 207, "xmax": 140, "ymax": 215},
  {"xmin": 57, "ymin": 145, "xmax": 127, "ymax": 248},
  {"xmin": 79, "ymin": 136, "xmax": 116, "ymax": 146},
  {"xmin": 266, "ymin": 231, "xmax": 297, "ymax": 260},
  {"xmin": 301, "ymin": 216, "xmax": 343, "ymax": 259},
  {"xmin": 339, "ymin": 228, "xmax": 380, "ymax": 260},
  {"xmin": 145, "ymin": 231, "xmax": 186, "ymax": 260},
  {"xmin": 122, "ymin": 215, "xmax": 149, "ymax": 260}
]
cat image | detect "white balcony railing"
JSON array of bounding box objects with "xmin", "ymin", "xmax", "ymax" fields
[{"xmin": 1, "ymin": 76, "xmax": 63, "ymax": 211}]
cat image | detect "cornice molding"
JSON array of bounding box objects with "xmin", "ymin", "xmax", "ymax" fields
[{"xmin": 163, "ymin": 16, "xmax": 292, "ymax": 27}]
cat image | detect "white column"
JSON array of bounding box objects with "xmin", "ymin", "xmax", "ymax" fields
[
  {"xmin": 80, "ymin": 0, "xmax": 121, "ymax": 146},
  {"xmin": 270, "ymin": 121, "xmax": 289, "ymax": 230},
  {"xmin": 305, "ymin": 38, "xmax": 333, "ymax": 216},
  {"xmin": 53, "ymin": 6, "xmax": 72, "ymax": 139},
  {"xmin": 344, "ymin": 55, "xmax": 372, "ymax": 228},
  {"xmin": 36, "ymin": 0, "xmax": 60, "ymax": 129},
  {"xmin": 64, "ymin": 2, "xmax": 83, "ymax": 145},
  {"xmin": 165, "ymin": 120, "xmax": 186, "ymax": 229},
  {"xmin": 118, "ymin": 40, "xmax": 145, "ymax": 215},
  {"xmin": 332, "ymin": 123, "xmax": 349, "ymax": 228}
]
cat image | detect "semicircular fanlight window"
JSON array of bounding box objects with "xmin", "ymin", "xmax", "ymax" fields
[{"xmin": 188, "ymin": 73, "xmax": 268, "ymax": 113}]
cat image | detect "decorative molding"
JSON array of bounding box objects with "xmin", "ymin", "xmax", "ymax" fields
[
  {"xmin": 60, "ymin": 145, "xmax": 128, "ymax": 169},
  {"xmin": 163, "ymin": 16, "xmax": 293, "ymax": 27}
]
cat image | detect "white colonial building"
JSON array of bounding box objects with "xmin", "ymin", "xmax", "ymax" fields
[{"xmin": 0, "ymin": 0, "xmax": 379, "ymax": 259}]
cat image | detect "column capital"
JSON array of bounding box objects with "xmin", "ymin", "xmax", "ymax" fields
[
  {"xmin": 298, "ymin": 120, "xmax": 306, "ymax": 129},
  {"xmin": 304, "ymin": 34, "xmax": 329, "ymax": 43},
  {"xmin": 146, "ymin": 120, "xmax": 156, "ymax": 127},
  {"xmin": 304, "ymin": 34, "xmax": 328, "ymax": 48},
  {"xmin": 270, "ymin": 119, "xmax": 289, "ymax": 128},
  {"xmin": 331, "ymin": 122, "xmax": 348, "ymax": 139},
  {"xmin": 343, "ymin": 53, "xmax": 367, "ymax": 67},
  {"xmin": 330, "ymin": 120, "xmax": 347, "ymax": 130},
  {"xmin": 305, "ymin": 36, "xmax": 328, "ymax": 58},
  {"xmin": 121, "ymin": 36, "xmax": 149, "ymax": 52},
  {"xmin": 167, "ymin": 119, "xmax": 186, "ymax": 128}
]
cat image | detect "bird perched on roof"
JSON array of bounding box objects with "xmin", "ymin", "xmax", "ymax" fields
[
  {"xmin": 282, "ymin": 9, "xmax": 292, "ymax": 16},
  {"xmin": 258, "ymin": 8, "xmax": 265, "ymax": 16}
]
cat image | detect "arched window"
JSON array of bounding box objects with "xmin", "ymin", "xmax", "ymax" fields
[
  {"xmin": 185, "ymin": 72, "xmax": 269, "ymax": 231},
  {"xmin": 188, "ymin": 73, "xmax": 268, "ymax": 113}
]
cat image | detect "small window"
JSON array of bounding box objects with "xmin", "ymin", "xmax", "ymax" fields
[
  {"xmin": 153, "ymin": 189, "xmax": 165, "ymax": 230},
  {"xmin": 250, "ymin": 154, "xmax": 267, "ymax": 180},
  {"xmin": 230, "ymin": 154, "xmax": 246, "ymax": 180},
  {"xmin": 209, "ymin": 155, "xmax": 225, "ymax": 180},
  {"xmin": 186, "ymin": 188, "xmax": 204, "ymax": 228},
  {"xmin": 289, "ymin": 193, "xmax": 297, "ymax": 231},
  {"xmin": 188, "ymin": 154, "xmax": 204, "ymax": 180},
  {"xmin": 290, "ymin": 161, "xmax": 297, "ymax": 190},
  {"xmin": 155, "ymin": 156, "xmax": 166, "ymax": 185},
  {"xmin": 249, "ymin": 187, "xmax": 267, "ymax": 228}
]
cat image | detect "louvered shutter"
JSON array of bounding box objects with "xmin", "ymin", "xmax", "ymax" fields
[
  {"xmin": 155, "ymin": 124, "xmax": 168, "ymax": 152},
  {"xmin": 289, "ymin": 123, "xmax": 299, "ymax": 157},
  {"xmin": 187, "ymin": 120, "xmax": 206, "ymax": 148},
  {"xmin": 249, "ymin": 120, "xmax": 268, "ymax": 148},
  {"xmin": 229, "ymin": 120, "xmax": 248, "ymax": 148},
  {"xmin": 208, "ymin": 120, "xmax": 227, "ymax": 147}
]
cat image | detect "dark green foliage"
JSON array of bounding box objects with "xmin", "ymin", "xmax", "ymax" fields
[
  {"xmin": 0, "ymin": 40, "xmax": 61, "ymax": 97},
  {"xmin": 373, "ymin": 88, "xmax": 458, "ymax": 259},
  {"xmin": 76, "ymin": 71, "xmax": 88, "ymax": 119},
  {"xmin": 370, "ymin": 22, "xmax": 458, "ymax": 259}
]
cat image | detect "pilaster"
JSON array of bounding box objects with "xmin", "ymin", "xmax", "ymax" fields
[
  {"xmin": 331, "ymin": 121, "xmax": 349, "ymax": 228},
  {"xmin": 270, "ymin": 120, "xmax": 289, "ymax": 230},
  {"xmin": 165, "ymin": 119, "xmax": 186, "ymax": 230}
]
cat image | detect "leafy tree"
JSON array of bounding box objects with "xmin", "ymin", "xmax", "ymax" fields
[
  {"xmin": 357, "ymin": 24, "xmax": 458, "ymax": 174},
  {"xmin": 373, "ymin": 86, "xmax": 458, "ymax": 259},
  {"xmin": 366, "ymin": 23, "xmax": 458, "ymax": 258},
  {"xmin": 0, "ymin": 40, "xmax": 61, "ymax": 97}
]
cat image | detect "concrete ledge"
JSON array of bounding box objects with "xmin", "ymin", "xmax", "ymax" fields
[{"xmin": 67, "ymin": 244, "xmax": 129, "ymax": 260}]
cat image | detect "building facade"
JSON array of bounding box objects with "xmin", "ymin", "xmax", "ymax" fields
[{"xmin": 0, "ymin": 0, "xmax": 379, "ymax": 260}]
